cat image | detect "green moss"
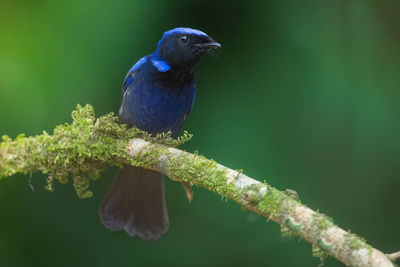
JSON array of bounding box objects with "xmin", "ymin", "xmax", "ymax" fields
[
  {"xmin": 168, "ymin": 152, "xmax": 238, "ymax": 200},
  {"xmin": 312, "ymin": 212, "xmax": 335, "ymax": 232},
  {"xmin": 280, "ymin": 225, "xmax": 292, "ymax": 238},
  {"xmin": 258, "ymin": 184, "xmax": 286, "ymax": 218},
  {"xmin": 343, "ymin": 232, "xmax": 371, "ymax": 252},
  {"xmin": 240, "ymin": 184, "xmax": 265, "ymax": 205},
  {"xmin": 312, "ymin": 244, "xmax": 329, "ymax": 262},
  {"xmin": 0, "ymin": 104, "xmax": 193, "ymax": 199},
  {"xmin": 308, "ymin": 212, "xmax": 335, "ymax": 260},
  {"xmin": 284, "ymin": 188, "xmax": 299, "ymax": 201},
  {"xmin": 245, "ymin": 183, "xmax": 266, "ymax": 193},
  {"xmin": 133, "ymin": 144, "xmax": 171, "ymax": 171}
]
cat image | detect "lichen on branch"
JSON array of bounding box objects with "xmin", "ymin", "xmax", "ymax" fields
[
  {"xmin": 0, "ymin": 104, "xmax": 397, "ymax": 267},
  {"xmin": 0, "ymin": 104, "xmax": 192, "ymax": 198}
]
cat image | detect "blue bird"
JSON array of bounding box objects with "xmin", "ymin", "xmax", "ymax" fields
[{"xmin": 99, "ymin": 28, "xmax": 220, "ymax": 240}]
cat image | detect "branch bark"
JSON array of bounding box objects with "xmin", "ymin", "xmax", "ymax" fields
[
  {"xmin": 0, "ymin": 104, "xmax": 396, "ymax": 267},
  {"xmin": 386, "ymin": 251, "xmax": 400, "ymax": 263}
]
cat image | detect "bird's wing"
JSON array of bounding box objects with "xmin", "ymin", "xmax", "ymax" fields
[
  {"xmin": 186, "ymin": 79, "xmax": 197, "ymax": 115},
  {"xmin": 172, "ymin": 80, "xmax": 196, "ymax": 136},
  {"xmin": 121, "ymin": 56, "xmax": 148, "ymax": 95}
]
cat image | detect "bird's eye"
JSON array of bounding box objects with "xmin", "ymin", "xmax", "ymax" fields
[{"xmin": 180, "ymin": 35, "xmax": 189, "ymax": 43}]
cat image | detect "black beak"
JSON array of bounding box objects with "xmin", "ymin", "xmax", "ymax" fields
[{"xmin": 196, "ymin": 42, "xmax": 221, "ymax": 50}]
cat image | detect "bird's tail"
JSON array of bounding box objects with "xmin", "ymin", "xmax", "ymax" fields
[{"xmin": 99, "ymin": 165, "xmax": 169, "ymax": 240}]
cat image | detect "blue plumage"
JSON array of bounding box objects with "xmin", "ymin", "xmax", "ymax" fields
[
  {"xmin": 99, "ymin": 27, "xmax": 220, "ymax": 240},
  {"xmin": 121, "ymin": 56, "xmax": 148, "ymax": 92},
  {"xmin": 119, "ymin": 55, "xmax": 195, "ymax": 136},
  {"xmin": 119, "ymin": 27, "xmax": 220, "ymax": 137}
]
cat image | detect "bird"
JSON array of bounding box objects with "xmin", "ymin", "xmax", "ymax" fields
[{"xmin": 99, "ymin": 27, "xmax": 220, "ymax": 241}]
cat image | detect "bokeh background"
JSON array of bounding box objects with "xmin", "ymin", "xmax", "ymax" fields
[{"xmin": 0, "ymin": 0, "xmax": 399, "ymax": 266}]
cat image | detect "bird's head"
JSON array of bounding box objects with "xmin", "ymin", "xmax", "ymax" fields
[{"xmin": 151, "ymin": 27, "xmax": 220, "ymax": 73}]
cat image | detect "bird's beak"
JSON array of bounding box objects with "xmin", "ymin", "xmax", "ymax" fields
[{"xmin": 196, "ymin": 42, "xmax": 221, "ymax": 50}]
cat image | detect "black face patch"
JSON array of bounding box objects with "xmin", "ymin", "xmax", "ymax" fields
[{"xmin": 159, "ymin": 33, "xmax": 216, "ymax": 71}]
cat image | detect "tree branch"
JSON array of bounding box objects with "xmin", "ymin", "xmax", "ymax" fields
[
  {"xmin": 0, "ymin": 104, "xmax": 396, "ymax": 267},
  {"xmin": 387, "ymin": 251, "xmax": 400, "ymax": 263}
]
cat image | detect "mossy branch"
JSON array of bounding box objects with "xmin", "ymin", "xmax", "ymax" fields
[{"xmin": 0, "ymin": 104, "xmax": 397, "ymax": 267}]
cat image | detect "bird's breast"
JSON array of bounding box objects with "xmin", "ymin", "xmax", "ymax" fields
[{"xmin": 120, "ymin": 76, "xmax": 195, "ymax": 136}]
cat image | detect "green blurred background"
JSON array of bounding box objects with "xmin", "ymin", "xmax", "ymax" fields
[{"xmin": 0, "ymin": 0, "xmax": 399, "ymax": 266}]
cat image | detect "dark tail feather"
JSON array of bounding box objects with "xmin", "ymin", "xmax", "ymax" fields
[{"xmin": 99, "ymin": 165, "xmax": 169, "ymax": 241}]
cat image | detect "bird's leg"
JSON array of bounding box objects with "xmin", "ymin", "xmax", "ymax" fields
[{"xmin": 179, "ymin": 182, "xmax": 193, "ymax": 202}]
